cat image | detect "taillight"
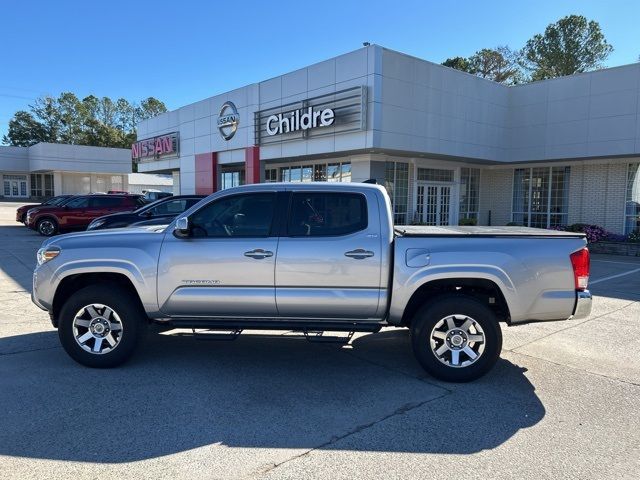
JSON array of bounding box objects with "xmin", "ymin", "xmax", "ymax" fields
[{"xmin": 570, "ymin": 247, "xmax": 590, "ymax": 290}]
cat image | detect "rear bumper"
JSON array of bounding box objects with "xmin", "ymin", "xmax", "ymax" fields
[{"xmin": 572, "ymin": 290, "xmax": 592, "ymax": 320}]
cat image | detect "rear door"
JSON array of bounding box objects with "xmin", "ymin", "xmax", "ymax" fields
[
  {"xmin": 157, "ymin": 191, "xmax": 281, "ymax": 317},
  {"xmin": 275, "ymin": 190, "xmax": 384, "ymax": 319}
]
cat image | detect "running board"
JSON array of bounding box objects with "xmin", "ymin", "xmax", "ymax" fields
[{"xmin": 160, "ymin": 318, "xmax": 383, "ymax": 333}]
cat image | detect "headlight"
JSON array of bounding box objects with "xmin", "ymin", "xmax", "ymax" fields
[
  {"xmin": 37, "ymin": 246, "xmax": 61, "ymax": 266},
  {"xmin": 87, "ymin": 219, "xmax": 106, "ymax": 230}
]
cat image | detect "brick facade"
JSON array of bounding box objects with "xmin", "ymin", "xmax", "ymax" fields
[{"xmin": 479, "ymin": 159, "xmax": 634, "ymax": 233}]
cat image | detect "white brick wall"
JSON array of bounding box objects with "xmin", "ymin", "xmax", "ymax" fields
[
  {"xmin": 479, "ymin": 159, "xmax": 632, "ymax": 233},
  {"xmin": 479, "ymin": 168, "xmax": 513, "ymax": 226}
]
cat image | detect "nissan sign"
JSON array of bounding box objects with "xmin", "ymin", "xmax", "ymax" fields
[
  {"xmin": 131, "ymin": 132, "xmax": 179, "ymax": 161},
  {"xmin": 218, "ymin": 101, "xmax": 240, "ymax": 140}
]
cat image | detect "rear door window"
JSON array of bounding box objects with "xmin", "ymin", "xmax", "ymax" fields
[
  {"xmin": 64, "ymin": 197, "xmax": 89, "ymax": 209},
  {"xmin": 287, "ymin": 192, "xmax": 367, "ymax": 236}
]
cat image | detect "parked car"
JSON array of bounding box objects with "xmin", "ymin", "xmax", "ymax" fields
[
  {"xmin": 26, "ymin": 194, "xmax": 145, "ymax": 236},
  {"xmin": 15, "ymin": 195, "xmax": 73, "ymax": 223},
  {"xmin": 143, "ymin": 190, "xmax": 173, "ymax": 202},
  {"xmin": 87, "ymin": 195, "xmax": 205, "ymax": 230},
  {"xmin": 32, "ymin": 183, "xmax": 592, "ymax": 381}
]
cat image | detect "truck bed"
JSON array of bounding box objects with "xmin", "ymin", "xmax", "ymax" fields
[{"xmin": 395, "ymin": 225, "xmax": 586, "ymax": 238}]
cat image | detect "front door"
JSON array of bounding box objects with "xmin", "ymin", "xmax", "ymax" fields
[
  {"xmin": 417, "ymin": 184, "xmax": 451, "ymax": 226},
  {"xmin": 275, "ymin": 190, "xmax": 384, "ymax": 320},
  {"xmin": 157, "ymin": 191, "xmax": 279, "ymax": 317}
]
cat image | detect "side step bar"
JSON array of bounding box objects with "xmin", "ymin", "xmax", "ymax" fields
[
  {"xmin": 161, "ymin": 318, "xmax": 383, "ymax": 333},
  {"xmin": 160, "ymin": 319, "xmax": 383, "ymax": 344}
]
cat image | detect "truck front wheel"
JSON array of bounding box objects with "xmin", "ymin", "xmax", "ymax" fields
[
  {"xmin": 410, "ymin": 295, "xmax": 502, "ymax": 382},
  {"xmin": 58, "ymin": 284, "xmax": 145, "ymax": 368}
]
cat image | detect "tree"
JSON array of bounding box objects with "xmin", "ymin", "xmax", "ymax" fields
[
  {"xmin": 521, "ymin": 15, "xmax": 613, "ymax": 80},
  {"xmin": 442, "ymin": 56, "xmax": 473, "ymax": 73},
  {"xmin": 442, "ymin": 47, "xmax": 523, "ymax": 84},
  {"xmin": 2, "ymin": 93, "xmax": 167, "ymax": 148},
  {"xmin": 3, "ymin": 111, "xmax": 48, "ymax": 147},
  {"xmin": 467, "ymin": 46, "xmax": 522, "ymax": 84}
]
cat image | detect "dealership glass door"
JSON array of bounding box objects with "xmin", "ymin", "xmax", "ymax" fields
[
  {"xmin": 416, "ymin": 183, "xmax": 451, "ymax": 225},
  {"xmin": 3, "ymin": 176, "xmax": 28, "ymax": 198}
]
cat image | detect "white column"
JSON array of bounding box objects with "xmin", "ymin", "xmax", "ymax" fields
[{"xmin": 53, "ymin": 172, "xmax": 63, "ymax": 195}]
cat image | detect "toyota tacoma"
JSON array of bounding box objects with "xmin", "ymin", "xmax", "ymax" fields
[{"xmin": 32, "ymin": 183, "xmax": 592, "ymax": 381}]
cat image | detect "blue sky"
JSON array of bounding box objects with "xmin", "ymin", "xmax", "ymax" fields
[{"xmin": 1, "ymin": 0, "xmax": 639, "ymax": 139}]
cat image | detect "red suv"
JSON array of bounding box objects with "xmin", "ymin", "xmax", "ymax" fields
[{"xmin": 26, "ymin": 194, "xmax": 145, "ymax": 236}]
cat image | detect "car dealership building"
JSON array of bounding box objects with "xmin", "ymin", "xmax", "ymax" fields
[
  {"xmin": 0, "ymin": 143, "xmax": 172, "ymax": 199},
  {"xmin": 134, "ymin": 44, "xmax": 640, "ymax": 234}
]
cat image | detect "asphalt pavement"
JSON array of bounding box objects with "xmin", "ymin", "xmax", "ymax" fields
[{"xmin": 0, "ymin": 201, "xmax": 638, "ymax": 480}]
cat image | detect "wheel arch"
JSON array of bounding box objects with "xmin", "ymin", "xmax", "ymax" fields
[
  {"xmin": 51, "ymin": 272, "xmax": 145, "ymax": 327},
  {"xmin": 399, "ymin": 278, "xmax": 511, "ymax": 327}
]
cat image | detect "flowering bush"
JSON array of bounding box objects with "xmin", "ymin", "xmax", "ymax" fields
[
  {"xmin": 629, "ymin": 230, "xmax": 640, "ymax": 243},
  {"xmin": 555, "ymin": 223, "xmax": 612, "ymax": 244}
]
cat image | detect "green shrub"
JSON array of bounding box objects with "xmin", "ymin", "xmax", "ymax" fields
[{"xmin": 458, "ymin": 217, "xmax": 477, "ymax": 226}]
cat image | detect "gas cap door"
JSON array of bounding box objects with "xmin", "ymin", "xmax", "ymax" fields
[{"xmin": 405, "ymin": 248, "xmax": 431, "ymax": 268}]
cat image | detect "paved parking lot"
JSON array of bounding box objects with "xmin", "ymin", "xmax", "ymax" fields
[{"xmin": 0, "ymin": 201, "xmax": 638, "ymax": 479}]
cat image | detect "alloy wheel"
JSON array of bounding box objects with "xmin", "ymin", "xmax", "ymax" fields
[
  {"xmin": 72, "ymin": 303, "xmax": 124, "ymax": 354},
  {"xmin": 429, "ymin": 314, "xmax": 486, "ymax": 368}
]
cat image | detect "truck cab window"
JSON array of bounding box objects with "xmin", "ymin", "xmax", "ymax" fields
[{"xmin": 190, "ymin": 193, "xmax": 276, "ymax": 237}]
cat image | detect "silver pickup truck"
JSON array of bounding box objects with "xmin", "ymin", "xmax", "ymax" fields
[{"xmin": 32, "ymin": 183, "xmax": 592, "ymax": 381}]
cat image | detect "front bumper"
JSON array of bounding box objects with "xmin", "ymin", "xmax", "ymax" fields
[{"xmin": 572, "ymin": 290, "xmax": 592, "ymax": 320}]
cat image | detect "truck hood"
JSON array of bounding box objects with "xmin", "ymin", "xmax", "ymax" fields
[{"xmin": 40, "ymin": 224, "xmax": 167, "ymax": 249}]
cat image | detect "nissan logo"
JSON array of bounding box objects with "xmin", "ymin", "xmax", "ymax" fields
[{"xmin": 217, "ymin": 101, "xmax": 240, "ymax": 140}]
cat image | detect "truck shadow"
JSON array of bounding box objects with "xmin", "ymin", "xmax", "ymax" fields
[{"xmin": 0, "ymin": 328, "xmax": 545, "ymax": 462}]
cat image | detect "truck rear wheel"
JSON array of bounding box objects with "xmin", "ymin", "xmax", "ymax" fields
[
  {"xmin": 58, "ymin": 284, "xmax": 145, "ymax": 368},
  {"xmin": 410, "ymin": 295, "xmax": 502, "ymax": 382}
]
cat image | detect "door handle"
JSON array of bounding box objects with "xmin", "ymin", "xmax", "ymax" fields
[
  {"xmin": 244, "ymin": 249, "xmax": 274, "ymax": 259},
  {"xmin": 344, "ymin": 249, "xmax": 374, "ymax": 260}
]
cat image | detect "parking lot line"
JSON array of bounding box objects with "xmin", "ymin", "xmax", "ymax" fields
[
  {"xmin": 592, "ymin": 259, "xmax": 640, "ymax": 265},
  {"xmin": 590, "ymin": 267, "xmax": 640, "ymax": 285}
]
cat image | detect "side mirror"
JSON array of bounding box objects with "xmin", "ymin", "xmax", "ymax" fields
[{"xmin": 173, "ymin": 216, "xmax": 190, "ymax": 238}]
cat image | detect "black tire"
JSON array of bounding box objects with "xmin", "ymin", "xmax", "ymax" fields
[
  {"xmin": 36, "ymin": 217, "xmax": 58, "ymax": 236},
  {"xmin": 411, "ymin": 295, "xmax": 502, "ymax": 382},
  {"xmin": 58, "ymin": 284, "xmax": 146, "ymax": 368}
]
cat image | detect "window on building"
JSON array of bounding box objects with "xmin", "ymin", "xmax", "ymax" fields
[
  {"xmin": 417, "ymin": 168, "xmax": 454, "ymax": 182},
  {"xmin": 277, "ymin": 162, "xmax": 351, "ymax": 183},
  {"xmin": 288, "ymin": 192, "xmax": 367, "ymax": 236},
  {"xmin": 30, "ymin": 174, "xmax": 43, "ymax": 197},
  {"xmin": 626, "ymin": 163, "xmax": 640, "ymax": 234},
  {"xmin": 385, "ymin": 162, "xmax": 409, "ymax": 224},
  {"xmin": 44, "ymin": 174, "xmax": 54, "ymax": 197},
  {"xmin": 265, "ymin": 169, "xmax": 278, "ymax": 182},
  {"xmin": 221, "ymin": 171, "xmax": 244, "ymax": 190},
  {"xmin": 512, "ymin": 166, "xmax": 570, "ymax": 228},
  {"xmin": 459, "ymin": 168, "xmax": 480, "ymax": 220}
]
